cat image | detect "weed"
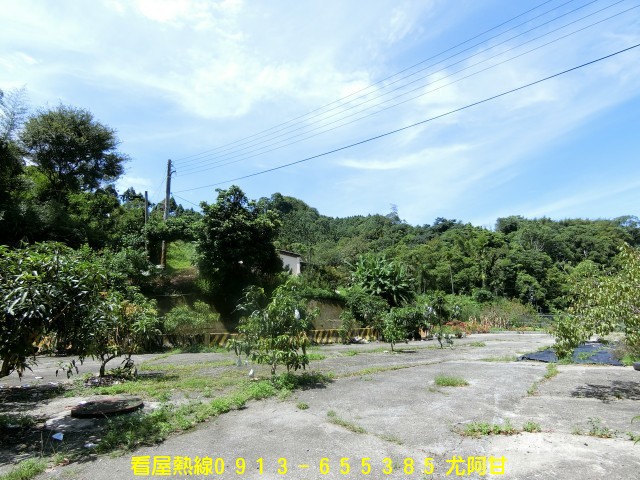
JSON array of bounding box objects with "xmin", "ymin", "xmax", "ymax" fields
[
  {"xmin": 342, "ymin": 364, "xmax": 413, "ymax": 378},
  {"xmin": 544, "ymin": 363, "xmax": 559, "ymax": 379},
  {"xmin": 178, "ymin": 344, "xmax": 228, "ymax": 354},
  {"xmin": 481, "ymin": 356, "xmax": 517, "ymax": 362},
  {"xmin": 528, "ymin": 363, "xmax": 559, "ymax": 396},
  {"xmin": 462, "ymin": 420, "xmax": 518, "ymax": 437},
  {"xmin": 586, "ymin": 417, "xmax": 615, "ymax": 438},
  {"xmin": 620, "ymin": 353, "xmax": 640, "ymax": 366},
  {"xmin": 626, "ymin": 431, "xmax": 640, "ymax": 443},
  {"xmin": 343, "ymin": 350, "xmax": 359, "ymax": 357},
  {"xmin": 522, "ymin": 421, "xmax": 542, "ymax": 433},
  {"xmin": 377, "ymin": 433, "xmax": 403, "ymax": 445},
  {"xmin": 434, "ymin": 375, "xmax": 469, "ymax": 387},
  {"xmin": 0, "ymin": 414, "xmax": 36, "ymax": 429},
  {"xmin": 469, "ymin": 342, "xmax": 486, "ymax": 347},
  {"xmin": 271, "ymin": 372, "xmax": 333, "ymax": 391},
  {"xmin": 327, "ymin": 410, "xmax": 367, "ymax": 434},
  {"xmin": 296, "ymin": 402, "xmax": 309, "ymax": 410},
  {"xmin": 306, "ymin": 353, "xmax": 326, "ymax": 361},
  {"xmin": 0, "ymin": 458, "xmax": 47, "ymax": 480}
]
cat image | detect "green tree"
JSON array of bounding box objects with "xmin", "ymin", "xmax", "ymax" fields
[
  {"xmin": 0, "ymin": 243, "xmax": 158, "ymax": 378},
  {"xmin": 163, "ymin": 301, "xmax": 220, "ymax": 347},
  {"xmin": 19, "ymin": 104, "xmax": 127, "ymax": 200},
  {"xmin": 382, "ymin": 306, "xmax": 422, "ymax": 351},
  {"xmin": 196, "ymin": 186, "xmax": 282, "ymax": 320},
  {"xmin": 0, "ymin": 87, "xmax": 29, "ymax": 245},
  {"xmin": 350, "ymin": 254, "xmax": 414, "ymax": 307},
  {"xmin": 230, "ymin": 280, "xmax": 317, "ymax": 375},
  {"xmin": 554, "ymin": 245, "xmax": 640, "ymax": 358}
]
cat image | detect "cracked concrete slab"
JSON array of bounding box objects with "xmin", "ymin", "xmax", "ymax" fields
[{"xmin": 23, "ymin": 333, "xmax": 639, "ymax": 480}]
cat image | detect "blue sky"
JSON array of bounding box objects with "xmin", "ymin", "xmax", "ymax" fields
[{"xmin": 2, "ymin": 0, "xmax": 639, "ymax": 227}]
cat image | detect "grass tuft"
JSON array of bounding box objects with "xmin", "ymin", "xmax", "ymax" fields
[
  {"xmin": 462, "ymin": 420, "xmax": 518, "ymax": 437},
  {"xmin": 434, "ymin": 375, "xmax": 469, "ymax": 387},
  {"xmin": 522, "ymin": 421, "xmax": 542, "ymax": 433},
  {"xmin": 481, "ymin": 355, "xmax": 517, "ymax": 362},
  {"xmin": 0, "ymin": 458, "xmax": 47, "ymax": 480},
  {"xmin": 327, "ymin": 410, "xmax": 367, "ymax": 434}
]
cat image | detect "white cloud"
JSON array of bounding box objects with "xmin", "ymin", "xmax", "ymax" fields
[
  {"xmin": 523, "ymin": 180, "xmax": 640, "ymax": 219},
  {"xmin": 115, "ymin": 175, "xmax": 154, "ymax": 196}
]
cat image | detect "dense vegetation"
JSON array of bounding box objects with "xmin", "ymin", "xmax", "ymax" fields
[
  {"xmin": 1, "ymin": 87, "xmax": 639, "ymax": 376},
  {"xmin": 265, "ymin": 192, "xmax": 639, "ymax": 312}
]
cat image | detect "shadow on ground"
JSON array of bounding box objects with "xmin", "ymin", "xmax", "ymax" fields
[{"xmin": 571, "ymin": 380, "xmax": 640, "ymax": 403}]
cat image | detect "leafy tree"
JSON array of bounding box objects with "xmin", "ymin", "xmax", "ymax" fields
[
  {"xmin": 196, "ymin": 186, "xmax": 282, "ymax": 320},
  {"xmin": 341, "ymin": 285, "xmax": 388, "ymax": 330},
  {"xmin": 554, "ymin": 245, "xmax": 640, "ymax": 358},
  {"xmin": 163, "ymin": 301, "xmax": 220, "ymax": 347},
  {"xmin": 350, "ymin": 254, "xmax": 414, "ymax": 307},
  {"xmin": 230, "ymin": 280, "xmax": 317, "ymax": 375},
  {"xmin": 0, "ymin": 87, "xmax": 29, "ymax": 244},
  {"xmin": 0, "ymin": 243, "xmax": 158, "ymax": 378},
  {"xmin": 88, "ymin": 288, "xmax": 159, "ymax": 377},
  {"xmin": 19, "ymin": 104, "xmax": 127, "ymax": 199},
  {"xmin": 0, "ymin": 243, "xmax": 103, "ymax": 377},
  {"xmin": 382, "ymin": 306, "xmax": 423, "ymax": 351}
]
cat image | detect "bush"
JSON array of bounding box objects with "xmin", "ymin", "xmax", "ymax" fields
[
  {"xmin": 229, "ymin": 280, "xmax": 318, "ymax": 375},
  {"xmin": 163, "ymin": 301, "xmax": 220, "ymax": 347},
  {"xmin": 0, "ymin": 242, "xmax": 159, "ymax": 378},
  {"xmin": 342, "ymin": 285, "xmax": 389, "ymax": 330},
  {"xmin": 382, "ymin": 306, "xmax": 423, "ymax": 350},
  {"xmin": 350, "ymin": 254, "xmax": 414, "ymax": 307}
]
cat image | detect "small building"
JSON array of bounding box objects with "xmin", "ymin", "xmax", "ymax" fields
[{"xmin": 278, "ymin": 250, "xmax": 302, "ymax": 276}]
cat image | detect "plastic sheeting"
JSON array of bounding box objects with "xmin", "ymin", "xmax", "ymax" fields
[{"xmin": 519, "ymin": 341, "xmax": 623, "ymax": 366}]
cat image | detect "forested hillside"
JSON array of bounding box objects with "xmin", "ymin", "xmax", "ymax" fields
[
  {"xmin": 2, "ymin": 89, "xmax": 639, "ymax": 377},
  {"xmin": 265, "ymin": 193, "xmax": 640, "ymax": 312}
]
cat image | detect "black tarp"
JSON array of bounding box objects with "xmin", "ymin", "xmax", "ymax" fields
[{"xmin": 519, "ymin": 341, "xmax": 623, "ymax": 366}]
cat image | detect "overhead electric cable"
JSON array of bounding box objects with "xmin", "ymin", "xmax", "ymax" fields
[
  {"xmin": 177, "ymin": 0, "xmax": 621, "ymax": 174},
  {"xmin": 149, "ymin": 176, "xmax": 166, "ymax": 204},
  {"xmin": 172, "ymin": 0, "xmax": 573, "ymax": 165},
  {"xmin": 176, "ymin": 3, "xmax": 636, "ymax": 177},
  {"xmin": 174, "ymin": 42, "xmax": 640, "ymax": 195},
  {"xmin": 172, "ymin": 193, "xmax": 200, "ymax": 208}
]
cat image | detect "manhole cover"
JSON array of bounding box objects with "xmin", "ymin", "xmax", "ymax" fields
[{"xmin": 70, "ymin": 396, "xmax": 144, "ymax": 418}]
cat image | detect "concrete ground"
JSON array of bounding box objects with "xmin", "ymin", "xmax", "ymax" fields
[{"xmin": 1, "ymin": 333, "xmax": 639, "ymax": 479}]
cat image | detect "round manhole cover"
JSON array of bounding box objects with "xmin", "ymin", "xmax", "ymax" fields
[{"xmin": 70, "ymin": 396, "xmax": 144, "ymax": 418}]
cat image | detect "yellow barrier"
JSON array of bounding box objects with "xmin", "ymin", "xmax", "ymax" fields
[{"xmin": 201, "ymin": 328, "xmax": 378, "ymax": 346}]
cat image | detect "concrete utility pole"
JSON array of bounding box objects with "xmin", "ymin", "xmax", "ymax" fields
[{"xmin": 160, "ymin": 159, "xmax": 172, "ymax": 268}]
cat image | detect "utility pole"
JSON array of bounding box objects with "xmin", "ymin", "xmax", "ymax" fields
[
  {"xmin": 160, "ymin": 159, "xmax": 172, "ymax": 268},
  {"xmin": 144, "ymin": 190, "xmax": 149, "ymax": 258}
]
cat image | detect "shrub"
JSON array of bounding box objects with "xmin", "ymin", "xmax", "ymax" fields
[
  {"xmin": 163, "ymin": 301, "xmax": 220, "ymax": 347},
  {"xmin": 382, "ymin": 306, "xmax": 423, "ymax": 350},
  {"xmin": 229, "ymin": 280, "xmax": 318, "ymax": 375}
]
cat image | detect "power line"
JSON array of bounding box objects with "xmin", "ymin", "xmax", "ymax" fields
[
  {"xmin": 149, "ymin": 176, "xmax": 166, "ymax": 204},
  {"xmin": 172, "ymin": 193, "xmax": 200, "ymax": 208},
  {"xmin": 172, "ymin": 0, "xmax": 575, "ymax": 166},
  {"xmin": 176, "ymin": 1, "xmax": 635, "ymax": 177},
  {"xmin": 176, "ymin": 0, "xmax": 625, "ymax": 175},
  {"xmin": 175, "ymin": 42, "xmax": 640, "ymax": 195}
]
